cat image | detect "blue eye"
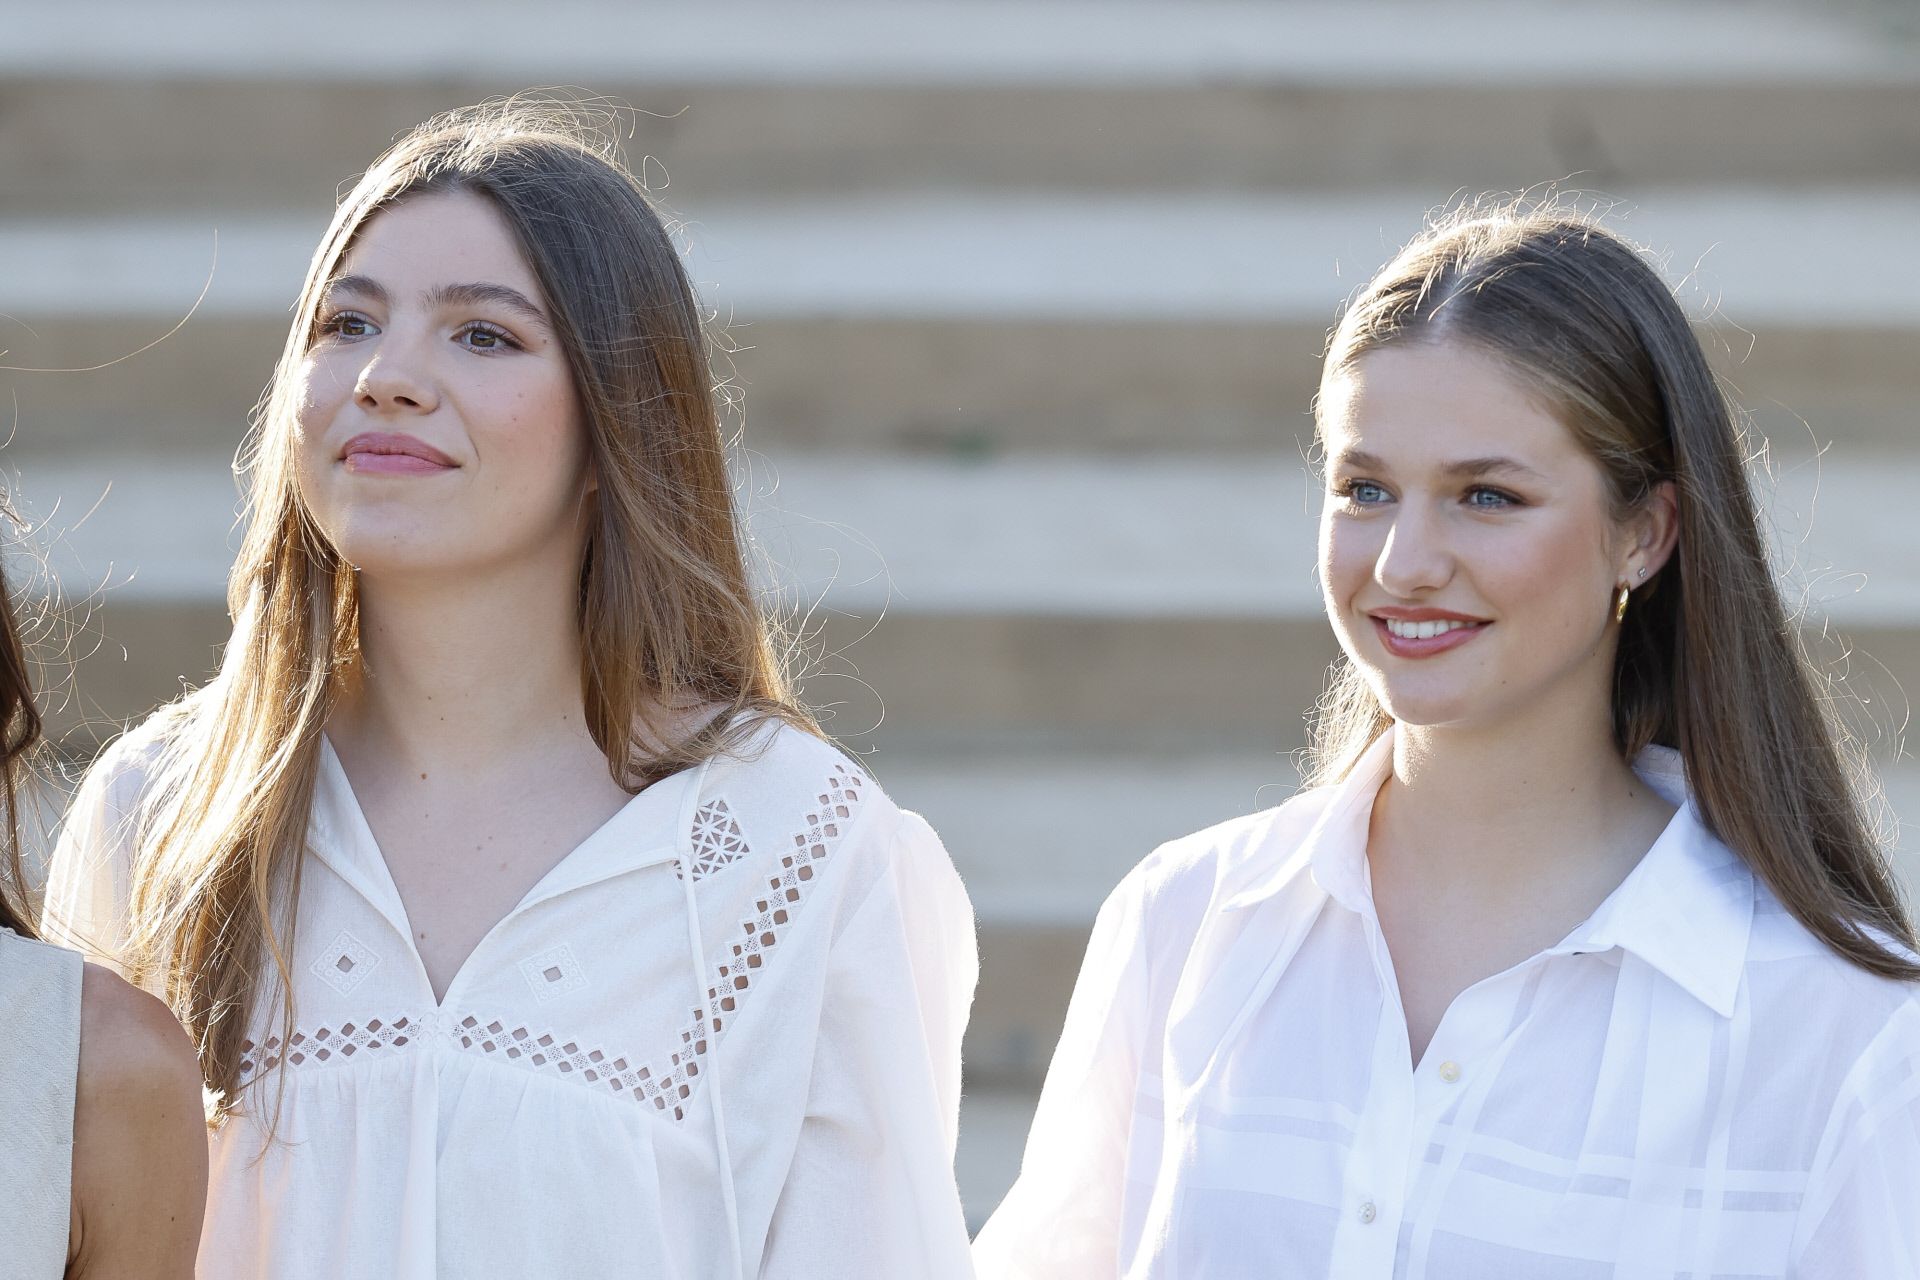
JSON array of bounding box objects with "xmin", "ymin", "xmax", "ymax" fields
[
  {"xmin": 1465, "ymin": 486, "xmax": 1520, "ymax": 509},
  {"xmin": 1339, "ymin": 480, "xmax": 1389, "ymax": 505}
]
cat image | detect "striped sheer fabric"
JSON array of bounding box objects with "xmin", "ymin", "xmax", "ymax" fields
[{"xmin": 974, "ymin": 732, "xmax": 1920, "ymax": 1279}]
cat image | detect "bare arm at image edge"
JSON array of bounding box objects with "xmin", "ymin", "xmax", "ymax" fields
[{"xmin": 66, "ymin": 964, "xmax": 207, "ymax": 1280}]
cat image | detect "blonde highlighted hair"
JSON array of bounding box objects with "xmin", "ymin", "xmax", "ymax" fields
[
  {"xmin": 1306, "ymin": 199, "xmax": 1915, "ymax": 981},
  {"xmin": 123, "ymin": 100, "xmax": 816, "ymax": 1113}
]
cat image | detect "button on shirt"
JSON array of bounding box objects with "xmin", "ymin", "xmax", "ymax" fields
[
  {"xmin": 47, "ymin": 718, "xmax": 979, "ymax": 1280},
  {"xmin": 973, "ymin": 732, "xmax": 1920, "ymax": 1278}
]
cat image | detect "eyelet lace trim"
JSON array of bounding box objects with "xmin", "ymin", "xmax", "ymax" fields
[
  {"xmin": 239, "ymin": 1016, "xmax": 415, "ymax": 1075},
  {"xmin": 239, "ymin": 762, "xmax": 869, "ymax": 1124}
]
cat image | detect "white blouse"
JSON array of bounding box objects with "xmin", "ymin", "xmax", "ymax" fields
[
  {"xmin": 46, "ymin": 717, "xmax": 979, "ymax": 1280},
  {"xmin": 974, "ymin": 731, "xmax": 1920, "ymax": 1279}
]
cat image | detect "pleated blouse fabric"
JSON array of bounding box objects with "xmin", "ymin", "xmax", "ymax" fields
[
  {"xmin": 47, "ymin": 718, "xmax": 979, "ymax": 1280},
  {"xmin": 974, "ymin": 732, "xmax": 1920, "ymax": 1279},
  {"xmin": 0, "ymin": 925, "xmax": 83, "ymax": 1278}
]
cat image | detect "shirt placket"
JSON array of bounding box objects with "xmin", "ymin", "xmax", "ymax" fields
[
  {"xmin": 1398, "ymin": 965, "xmax": 1535, "ymax": 1274},
  {"xmin": 1330, "ymin": 915, "xmax": 1537, "ymax": 1276},
  {"xmin": 1326, "ymin": 912, "xmax": 1419, "ymax": 1276}
]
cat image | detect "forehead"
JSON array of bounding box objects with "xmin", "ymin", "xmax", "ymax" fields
[
  {"xmin": 334, "ymin": 190, "xmax": 541, "ymax": 295},
  {"xmin": 1319, "ymin": 342, "xmax": 1584, "ymax": 470}
]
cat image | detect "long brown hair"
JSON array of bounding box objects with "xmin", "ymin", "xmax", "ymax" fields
[
  {"xmin": 124, "ymin": 99, "xmax": 817, "ymax": 1112},
  {"xmin": 0, "ymin": 535, "xmax": 44, "ymax": 938},
  {"xmin": 1306, "ymin": 200, "xmax": 1917, "ymax": 981}
]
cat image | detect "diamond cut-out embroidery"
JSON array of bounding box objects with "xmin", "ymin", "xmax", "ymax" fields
[
  {"xmin": 310, "ymin": 929, "xmax": 378, "ymax": 996},
  {"xmin": 239, "ymin": 1016, "xmax": 413, "ymax": 1078}
]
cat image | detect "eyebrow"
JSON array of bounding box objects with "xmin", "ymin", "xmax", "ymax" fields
[
  {"xmin": 1329, "ymin": 449, "xmax": 1549, "ymax": 483},
  {"xmin": 322, "ymin": 274, "xmax": 552, "ymax": 331}
]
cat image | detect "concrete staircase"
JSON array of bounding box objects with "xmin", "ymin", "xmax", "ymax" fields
[{"xmin": 4, "ymin": 0, "xmax": 1918, "ymax": 1228}]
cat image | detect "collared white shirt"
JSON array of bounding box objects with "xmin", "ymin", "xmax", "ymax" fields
[
  {"xmin": 974, "ymin": 732, "xmax": 1920, "ymax": 1278},
  {"xmin": 47, "ymin": 717, "xmax": 979, "ymax": 1280}
]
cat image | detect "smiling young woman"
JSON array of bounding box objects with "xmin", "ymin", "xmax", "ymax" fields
[
  {"xmin": 43, "ymin": 102, "xmax": 977, "ymax": 1280},
  {"xmin": 973, "ymin": 205, "xmax": 1920, "ymax": 1278}
]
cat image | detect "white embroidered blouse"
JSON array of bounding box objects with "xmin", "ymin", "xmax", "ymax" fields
[
  {"xmin": 46, "ymin": 718, "xmax": 979, "ymax": 1280},
  {"xmin": 973, "ymin": 731, "xmax": 1920, "ymax": 1279}
]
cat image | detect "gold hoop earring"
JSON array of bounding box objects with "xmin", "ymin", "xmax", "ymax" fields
[{"xmin": 1614, "ymin": 583, "xmax": 1631, "ymax": 625}]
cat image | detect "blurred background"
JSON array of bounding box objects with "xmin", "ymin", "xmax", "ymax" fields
[{"xmin": 3, "ymin": 0, "xmax": 1917, "ymax": 1229}]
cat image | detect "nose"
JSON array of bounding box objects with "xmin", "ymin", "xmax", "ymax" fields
[
  {"xmin": 1373, "ymin": 504, "xmax": 1454, "ymax": 597},
  {"xmin": 352, "ymin": 338, "xmax": 438, "ymax": 416}
]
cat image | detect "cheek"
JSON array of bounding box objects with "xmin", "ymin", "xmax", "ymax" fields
[
  {"xmin": 290, "ymin": 361, "xmax": 341, "ymax": 488},
  {"xmin": 477, "ymin": 376, "xmax": 590, "ymax": 499},
  {"xmin": 1470, "ymin": 511, "xmax": 1609, "ymax": 623},
  {"xmin": 1318, "ymin": 510, "xmax": 1377, "ymax": 603}
]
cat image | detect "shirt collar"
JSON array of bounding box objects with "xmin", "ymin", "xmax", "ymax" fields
[
  {"xmin": 305, "ymin": 735, "xmax": 701, "ymax": 938},
  {"xmin": 1551, "ymin": 745, "xmax": 1754, "ymax": 1018},
  {"xmin": 1221, "ymin": 731, "xmax": 1754, "ymax": 1019},
  {"xmin": 1220, "ymin": 730, "xmax": 1393, "ymax": 914}
]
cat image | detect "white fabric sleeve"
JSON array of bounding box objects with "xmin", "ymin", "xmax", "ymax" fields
[
  {"xmin": 1790, "ymin": 1013, "xmax": 1920, "ymax": 1278},
  {"xmin": 41, "ymin": 737, "xmax": 151, "ymax": 979},
  {"xmin": 760, "ymin": 804, "xmax": 979, "ymax": 1280},
  {"xmin": 971, "ymin": 867, "xmax": 1151, "ymax": 1280}
]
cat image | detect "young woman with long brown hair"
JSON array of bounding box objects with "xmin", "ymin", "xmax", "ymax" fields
[
  {"xmin": 974, "ymin": 205, "xmax": 1920, "ymax": 1277},
  {"xmin": 45, "ymin": 103, "xmax": 977, "ymax": 1279},
  {"xmin": 0, "ymin": 533, "xmax": 205, "ymax": 1276}
]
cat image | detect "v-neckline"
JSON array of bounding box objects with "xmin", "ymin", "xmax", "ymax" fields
[{"xmin": 307, "ymin": 734, "xmax": 702, "ymax": 1009}]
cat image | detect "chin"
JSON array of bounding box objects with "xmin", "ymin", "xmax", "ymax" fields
[
  {"xmin": 1360, "ymin": 665, "xmax": 1491, "ymax": 730},
  {"xmin": 324, "ymin": 522, "xmax": 472, "ymax": 578}
]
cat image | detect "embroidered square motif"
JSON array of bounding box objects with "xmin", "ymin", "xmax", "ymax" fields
[
  {"xmin": 311, "ymin": 928, "xmax": 379, "ymax": 996},
  {"xmin": 520, "ymin": 943, "xmax": 589, "ymax": 1003}
]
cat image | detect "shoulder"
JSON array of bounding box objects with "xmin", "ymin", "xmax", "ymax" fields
[
  {"xmin": 1109, "ymin": 781, "xmax": 1339, "ymax": 928},
  {"xmin": 698, "ymin": 720, "xmax": 964, "ymax": 904},
  {"xmin": 68, "ymin": 710, "xmax": 180, "ymax": 826},
  {"xmin": 701, "ymin": 717, "xmax": 895, "ymax": 839},
  {"xmin": 75, "ymin": 962, "xmax": 202, "ymax": 1111},
  {"xmin": 1741, "ymin": 887, "xmax": 1920, "ymax": 1126}
]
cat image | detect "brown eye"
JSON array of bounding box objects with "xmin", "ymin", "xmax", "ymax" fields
[
  {"xmin": 318, "ymin": 311, "xmax": 376, "ymax": 341},
  {"xmin": 458, "ymin": 323, "xmax": 518, "ymax": 352}
]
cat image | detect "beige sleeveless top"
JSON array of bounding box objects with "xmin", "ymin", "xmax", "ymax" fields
[{"xmin": 0, "ymin": 926, "xmax": 82, "ymax": 1277}]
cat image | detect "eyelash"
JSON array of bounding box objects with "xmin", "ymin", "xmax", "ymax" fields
[
  {"xmin": 311, "ymin": 311, "xmax": 524, "ymax": 354},
  {"xmin": 1330, "ymin": 480, "xmax": 1526, "ymax": 510},
  {"xmin": 457, "ymin": 321, "xmax": 522, "ymax": 353}
]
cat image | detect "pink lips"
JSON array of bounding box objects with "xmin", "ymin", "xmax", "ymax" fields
[
  {"xmin": 1367, "ymin": 607, "xmax": 1491, "ymax": 660},
  {"xmin": 340, "ymin": 432, "xmax": 458, "ymax": 476}
]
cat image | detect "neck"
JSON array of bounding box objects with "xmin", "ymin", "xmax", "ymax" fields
[
  {"xmin": 329, "ymin": 550, "xmax": 591, "ymax": 774},
  {"xmin": 1371, "ymin": 678, "xmax": 1666, "ymax": 902}
]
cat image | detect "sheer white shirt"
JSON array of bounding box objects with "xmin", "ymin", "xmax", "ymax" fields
[
  {"xmin": 47, "ymin": 718, "xmax": 979, "ymax": 1280},
  {"xmin": 974, "ymin": 732, "xmax": 1920, "ymax": 1278}
]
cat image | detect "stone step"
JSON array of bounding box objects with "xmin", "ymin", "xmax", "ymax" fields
[
  {"xmin": 3, "ymin": 4, "xmax": 1914, "ymax": 213},
  {"xmin": 5, "ymin": 315, "xmax": 1913, "ymax": 463},
  {"xmin": 2, "ymin": 193, "xmax": 1916, "ymax": 459},
  {"xmin": 9, "ymin": 449, "xmax": 1918, "ymax": 619},
  {"xmin": 9, "ymin": 193, "xmax": 1920, "ymax": 324}
]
